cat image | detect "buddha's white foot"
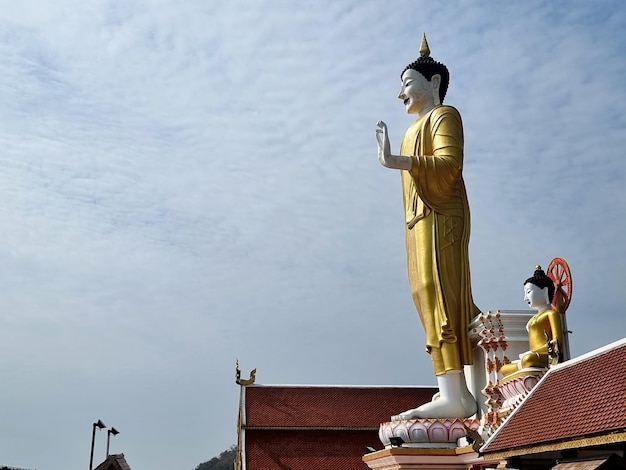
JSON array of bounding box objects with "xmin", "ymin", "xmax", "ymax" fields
[
  {"xmin": 461, "ymin": 389, "xmax": 478, "ymax": 415},
  {"xmin": 390, "ymin": 370, "xmax": 477, "ymax": 421},
  {"xmin": 391, "ymin": 407, "xmax": 421, "ymax": 421},
  {"xmin": 391, "ymin": 397, "xmax": 475, "ymax": 421}
]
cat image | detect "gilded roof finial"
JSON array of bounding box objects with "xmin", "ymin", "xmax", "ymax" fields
[{"xmin": 419, "ymin": 32, "xmax": 430, "ymax": 58}]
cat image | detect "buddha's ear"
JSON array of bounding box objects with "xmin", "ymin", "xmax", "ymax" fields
[
  {"xmin": 542, "ymin": 286, "xmax": 551, "ymax": 304},
  {"xmin": 431, "ymin": 74, "xmax": 441, "ymax": 106}
]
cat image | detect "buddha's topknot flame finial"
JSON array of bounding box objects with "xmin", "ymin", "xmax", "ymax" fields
[{"xmin": 419, "ymin": 32, "xmax": 430, "ymax": 58}]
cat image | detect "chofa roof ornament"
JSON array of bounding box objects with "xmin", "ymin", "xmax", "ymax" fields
[{"xmin": 235, "ymin": 359, "xmax": 257, "ymax": 386}]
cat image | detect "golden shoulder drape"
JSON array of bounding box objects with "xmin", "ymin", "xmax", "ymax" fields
[
  {"xmin": 400, "ymin": 105, "xmax": 478, "ymax": 375},
  {"xmin": 499, "ymin": 308, "xmax": 564, "ymax": 376}
]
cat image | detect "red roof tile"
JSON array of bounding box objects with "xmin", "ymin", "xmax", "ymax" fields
[
  {"xmin": 483, "ymin": 339, "xmax": 626, "ymax": 454},
  {"xmin": 245, "ymin": 429, "xmax": 377, "ymax": 470},
  {"xmin": 244, "ymin": 385, "xmax": 437, "ymax": 428}
]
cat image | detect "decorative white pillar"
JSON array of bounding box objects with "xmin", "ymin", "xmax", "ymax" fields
[{"xmin": 466, "ymin": 310, "xmax": 535, "ymax": 433}]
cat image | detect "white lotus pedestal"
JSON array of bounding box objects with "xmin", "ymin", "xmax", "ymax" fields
[{"xmin": 362, "ymin": 419, "xmax": 482, "ymax": 470}]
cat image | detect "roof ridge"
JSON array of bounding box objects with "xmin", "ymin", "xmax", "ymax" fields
[
  {"xmin": 242, "ymin": 384, "xmax": 438, "ymax": 388},
  {"xmin": 550, "ymin": 337, "xmax": 626, "ymax": 371}
]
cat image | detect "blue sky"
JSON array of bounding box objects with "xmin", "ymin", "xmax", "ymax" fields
[{"xmin": 0, "ymin": 1, "xmax": 624, "ymax": 469}]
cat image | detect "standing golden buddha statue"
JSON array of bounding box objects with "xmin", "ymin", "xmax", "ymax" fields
[{"xmin": 376, "ymin": 34, "xmax": 480, "ymax": 420}]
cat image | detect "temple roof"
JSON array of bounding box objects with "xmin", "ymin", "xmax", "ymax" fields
[
  {"xmin": 242, "ymin": 384, "xmax": 437, "ymax": 428},
  {"xmin": 482, "ymin": 338, "xmax": 626, "ymax": 456},
  {"xmin": 93, "ymin": 453, "xmax": 132, "ymax": 470},
  {"xmin": 239, "ymin": 384, "xmax": 439, "ymax": 470}
]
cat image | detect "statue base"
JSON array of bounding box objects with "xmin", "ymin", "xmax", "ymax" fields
[
  {"xmin": 363, "ymin": 419, "xmax": 499, "ymax": 470},
  {"xmin": 379, "ymin": 418, "xmax": 480, "ymax": 447},
  {"xmin": 363, "ymin": 419, "xmax": 501, "ymax": 469},
  {"xmin": 496, "ymin": 368, "xmax": 545, "ymax": 414},
  {"xmin": 363, "ymin": 444, "xmax": 482, "ymax": 470}
]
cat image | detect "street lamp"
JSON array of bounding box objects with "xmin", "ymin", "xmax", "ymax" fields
[
  {"xmin": 106, "ymin": 427, "xmax": 120, "ymax": 457},
  {"xmin": 89, "ymin": 419, "xmax": 106, "ymax": 470}
]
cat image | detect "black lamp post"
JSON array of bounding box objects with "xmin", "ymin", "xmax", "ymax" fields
[
  {"xmin": 89, "ymin": 419, "xmax": 106, "ymax": 470},
  {"xmin": 106, "ymin": 427, "xmax": 119, "ymax": 457}
]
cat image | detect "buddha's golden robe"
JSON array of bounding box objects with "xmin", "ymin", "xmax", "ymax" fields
[
  {"xmin": 400, "ymin": 105, "xmax": 478, "ymax": 375},
  {"xmin": 500, "ymin": 308, "xmax": 563, "ymax": 377}
]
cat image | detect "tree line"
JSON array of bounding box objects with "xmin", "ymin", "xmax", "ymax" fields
[{"xmin": 195, "ymin": 445, "xmax": 236, "ymax": 470}]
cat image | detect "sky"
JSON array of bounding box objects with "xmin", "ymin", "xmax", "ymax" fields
[{"xmin": 0, "ymin": 1, "xmax": 624, "ymax": 469}]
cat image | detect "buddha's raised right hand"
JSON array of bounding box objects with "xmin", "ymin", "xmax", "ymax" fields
[{"xmin": 375, "ymin": 121, "xmax": 412, "ymax": 170}]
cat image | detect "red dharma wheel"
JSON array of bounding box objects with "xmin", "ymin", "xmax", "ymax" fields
[{"xmin": 546, "ymin": 257, "xmax": 572, "ymax": 313}]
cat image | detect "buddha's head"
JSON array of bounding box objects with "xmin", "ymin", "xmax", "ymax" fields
[
  {"xmin": 398, "ymin": 33, "xmax": 450, "ymax": 114},
  {"xmin": 523, "ymin": 266, "xmax": 555, "ymax": 310}
]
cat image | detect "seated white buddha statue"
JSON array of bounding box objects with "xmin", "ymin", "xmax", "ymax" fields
[{"xmin": 500, "ymin": 266, "xmax": 564, "ymax": 378}]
